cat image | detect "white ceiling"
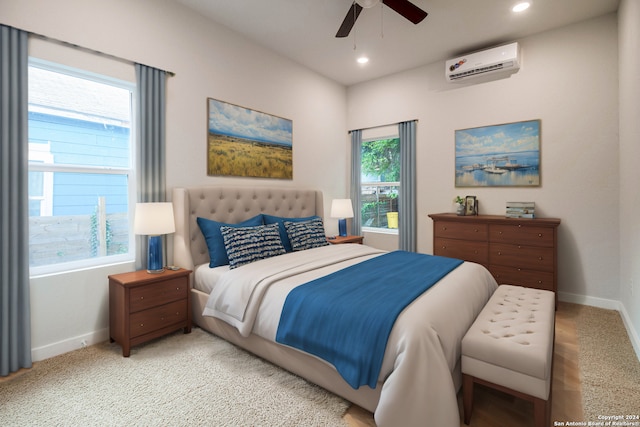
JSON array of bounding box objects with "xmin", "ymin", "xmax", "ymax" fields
[{"xmin": 174, "ymin": 0, "xmax": 619, "ymax": 86}]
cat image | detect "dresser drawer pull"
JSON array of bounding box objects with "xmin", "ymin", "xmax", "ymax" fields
[
  {"xmin": 442, "ymin": 227, "xmax": 447, "ymax": 231},
  {"xmin": 140, "ymin": 296, "xmax": 144, "ymax": 300},
  {"xmin": 518, "ymin": 224, "xmax": 522, "ymax": 228},
  {"xmin": 539, "ymin": 257, "xmax": 543, "ymax": 260},
  {"xmin": 140, "ymin": 323, "xmax": 144, "ymax": 327},
  {"xmin": 497, "ymin": 251, "xmax": 502, "ymax": 255},
  {"xmin": 538, "ymin": 233, "xmax": 543, "ymax": 237},
  {"xmin": 441, "ymin": 246, "xmax": 446, "ymax": 249}
]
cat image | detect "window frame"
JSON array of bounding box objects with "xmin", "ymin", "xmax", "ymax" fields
[
  {"xmin": 360, "ymin": 133, "xmax": 400, "ymax": 235},
  {"xmin": 28, "ymin": 58, "xmax": 137, "ymax": 277}
]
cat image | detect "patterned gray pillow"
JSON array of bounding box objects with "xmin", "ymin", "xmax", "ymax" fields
[
  {"xmin": 221, "ymin": 223, "xmax": 286, "ymax": 269},
  {"xmin": 284, "ymin": 218, "xmax": 329, "ymax": 251}
]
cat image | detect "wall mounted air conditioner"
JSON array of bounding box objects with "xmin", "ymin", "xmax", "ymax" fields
[{"xmin": 446, "ymin": 42, "xmax": 521, "ymax": 82}]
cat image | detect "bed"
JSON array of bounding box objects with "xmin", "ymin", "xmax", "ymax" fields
[{"xmin": 171, "ymin": 185, "xmax": 498, "ymax": 427}]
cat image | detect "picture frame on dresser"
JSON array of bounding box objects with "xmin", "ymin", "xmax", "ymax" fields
[{"xmin": 465, "ymin": 196, "xmax": 477, "ymax": 216}]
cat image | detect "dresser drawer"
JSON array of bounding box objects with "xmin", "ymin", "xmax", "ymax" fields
[
  {"xmin": 489, "ymin": 224, "xmax": 554, "ymax": 247},
  {"xmin": 434, "ymin": 221, "xmax": 488, "ymax": 241},
  {"xmin": 489, "ymin": 243, "xmax": 554, "ymax": 272},
  {"xmin": 130, "ymin": 277, "xmax": 188, "ymax": 313},
  {"xmin": 434, "ymin": 238, "xmax": 488, "ymax": 265},
  {"xmin": 129, "ymin": 300, "xmax": 188, "ymax": 338},
  {"xmin": 489, "ymin": 266, "xmax": 555, "ymax": 291}
]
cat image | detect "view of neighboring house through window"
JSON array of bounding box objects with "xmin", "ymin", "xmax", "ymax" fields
[
  {"xmin": 361, "ymin": 136, "xmax": 400, "ymax": 231},
  {"xmin": 28, "ymin": 60, "xmax": 135, "ymax": 274}
]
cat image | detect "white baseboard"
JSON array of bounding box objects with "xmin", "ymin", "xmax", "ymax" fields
[
  {"xmin": 31, "ymin": 328, "xmax": 109, "ymax": 362},
  {"xmin": 559, "ymin": 292, "xmax": 640, "ymax": 362}
]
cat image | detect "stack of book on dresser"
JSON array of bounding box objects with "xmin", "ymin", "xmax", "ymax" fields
[{"xmin": 506, "ymin": 202, "xmax": 535, "ymax": 218}]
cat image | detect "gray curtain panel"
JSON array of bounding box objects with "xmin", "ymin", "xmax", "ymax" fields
[
  {"xmin": 349, "ymin": 129, "xmax": 363, "ymax": 236},
  {"xmin": 135, "ymin": 64, "xmax": 167, "ymax": 271},
  {"xmin": 0, "ymin": 24, "xmax": 32, "ymax": 376},
  {"xmin": 398, "ymin": 121, "xmax": 417, "ymax": 252}
]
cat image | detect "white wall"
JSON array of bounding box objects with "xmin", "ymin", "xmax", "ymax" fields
[
  {"xmin": 0, "ymin": 0, "xmax": 348, "ymax": 360},
  {"xmin": 618, "ymin": 0, "xmax": 640, "ymax": 355},
  {"xmin": 347, "ymin": 15, "xmax": 620, "ymax": 303}
]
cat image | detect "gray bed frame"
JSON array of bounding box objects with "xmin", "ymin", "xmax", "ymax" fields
[{"xmin": 171, "ymin": 185, "xmax": 381, "ymax": 414}]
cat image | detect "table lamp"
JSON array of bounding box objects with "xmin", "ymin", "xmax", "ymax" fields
[
  {"xmin": 134, "ymin": 202, "xmax": 175, "ymax": 273},
  {"xmin": 331, "ymin": 199, "xmax": 354, "ymax": 237}
]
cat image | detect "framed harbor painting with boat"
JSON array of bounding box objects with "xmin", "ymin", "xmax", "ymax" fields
[
  {"xmin": 207, "ymin": 98, "xmax": 293, "ymax": 179},
  {"xmin": 455, "ymin": 119, "xmax": 540, "ymax": 187}
]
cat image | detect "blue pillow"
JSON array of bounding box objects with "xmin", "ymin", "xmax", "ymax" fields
[
  {"xmin": 221, "ymin": 223, "xmax": 286, "ymax": 269},
  {"xmin": 262, "ymin": 214, "xmax": 321, "ymax": 252},
  {"xmin": 284, "ymin": 217, "xmax": 329, "ymax": 251},
  {"xmin": 196, "ymin": 214, "xmax": 264, "ymax": 267}
]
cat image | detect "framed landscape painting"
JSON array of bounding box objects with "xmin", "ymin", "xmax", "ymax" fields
[
  {"xmin": 455, "ymin": 119, "xmax": 540, "ymax": 187},
  {"xmin": 207, "ymin": 98, "xmax": 293, "ymax": 179}
]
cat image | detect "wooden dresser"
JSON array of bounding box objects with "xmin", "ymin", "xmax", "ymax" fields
[
  {"xmin": 109, "ymin": 268, "xmax": 192, "ymax": 357},
  {"xmin": 428, "ymin": 213, "xmax": 560, "ymax": 301}
]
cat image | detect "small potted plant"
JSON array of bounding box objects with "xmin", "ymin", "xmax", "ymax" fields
[{"xmin": 454, "ymin": 196, "xmax": 465, "ymax": 215}]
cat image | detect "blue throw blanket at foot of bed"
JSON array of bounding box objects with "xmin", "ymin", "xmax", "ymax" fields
[{"xmin": 275, "ymin": 250, "xmax": 463, "ymax": 389}]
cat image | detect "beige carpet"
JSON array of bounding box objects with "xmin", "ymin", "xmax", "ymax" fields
[
  {"xmin": 0, "ymin": 328, "xmax": 349, "ymax": 426},
  {"xmin": 574, "ymin": 305, "xmax": 640, "ymax": 421}
]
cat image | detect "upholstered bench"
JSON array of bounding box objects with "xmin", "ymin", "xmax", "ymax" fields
[{"xmin": 462, "ymin": 284, "xmax": 555, "ymax": 427}]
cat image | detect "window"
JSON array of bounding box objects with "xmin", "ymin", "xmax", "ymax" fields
[
  {"xmin": 28, "ymin": 59, "xmax": 135, "ymax": 274},
  {"xmin": 360, "ymin": 137, "xmax": 400, "ymax": 232}
]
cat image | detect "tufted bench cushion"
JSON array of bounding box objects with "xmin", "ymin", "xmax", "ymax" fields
[{"xmin": 461, "ymin": 284, "xmax": 555, "ymax": 427}]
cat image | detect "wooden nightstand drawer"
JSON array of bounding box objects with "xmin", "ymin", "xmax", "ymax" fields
[
  {"xmin": 129, "ymin": 300, "xmax": 188, "ymax": 338},
  {"xmin": 434, "ymin": 221, "xmax": 488, "ymax": 241},
  {"xmin": 489, "ymin": 224, "xmax": 554, "ymax": 247},
  {"xmin": 434, "ymin": 238, "xmax": 488, "ymax": 265},
  {"xmin": 489, "ymin": 243, "xmax": 554, "ymax": 272},
  {"xmin": 130, "ymin": 277, "xmax": 188, "ymax": 313},
  {"xmin": 489, "ymin": 266, "xmax": 555, "ymax": 291}
]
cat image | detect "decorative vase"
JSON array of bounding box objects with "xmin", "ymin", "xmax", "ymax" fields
[{"xmin": 456, "ymin": 204, "xmax": 465, "ymax": 216}]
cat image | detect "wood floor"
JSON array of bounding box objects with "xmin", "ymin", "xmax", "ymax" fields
[{"xmin": 343, "ymin": 301, "xmax": 583, "ymax": 426}]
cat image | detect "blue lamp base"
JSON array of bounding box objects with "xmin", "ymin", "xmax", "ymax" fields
[
  {"xmin": 147, "ymin": 235, "xmax": 164, "ymax": 274},
  {"xmin": 338, "ymin": 218, "xmax": 347, "ymax": 237}
]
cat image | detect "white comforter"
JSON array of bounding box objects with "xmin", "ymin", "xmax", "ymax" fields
[{"xmin": 202, "ymin": 244, "xmax": 498, "ymax": 427}]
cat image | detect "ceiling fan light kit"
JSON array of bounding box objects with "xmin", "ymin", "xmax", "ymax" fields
[
  {"xmin": 336, "ymin": 0, "xmax": 428, "ymax": 38},
  {"xmin": 357, "ymin": 0, "xmax": 380, "ymax": 8}
]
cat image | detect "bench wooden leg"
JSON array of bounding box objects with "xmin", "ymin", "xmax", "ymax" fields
[
  {"xmin": 462, "ymin": 373, "xmax": 474, "ymax": 425},
  {"xmin": 533, "ymin": 396, "xmax": 550, "ymax": 427}
]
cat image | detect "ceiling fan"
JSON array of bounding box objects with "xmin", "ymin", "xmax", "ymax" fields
[{"xmin": 336, "ymin": 0, "xmax": 428, "ymax": 38}]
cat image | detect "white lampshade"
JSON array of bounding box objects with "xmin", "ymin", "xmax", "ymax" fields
[
  {"xmin": 331, "ymin": 199, "xmax": 354, "ymax": 219},
  {"xmin": 134, "ymin": 202, "xmax": 176, "ymax": 236}
]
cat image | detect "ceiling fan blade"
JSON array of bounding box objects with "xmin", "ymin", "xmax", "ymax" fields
[
  {"xmin": 336, "ymin": 2, "xmax": 364, "ymax": 38},
  {"xmin": 382, "ymin": 0, "xmax": 428, "ymax": 24}
]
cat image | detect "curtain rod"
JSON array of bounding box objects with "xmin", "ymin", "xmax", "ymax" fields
[
  {"xmin": 348, "ymin": 119, "xmax": 418, "ymax": 133},
  {"xmin": 29, "ymin": 31, "xmax": 175, "ymax": 77}
]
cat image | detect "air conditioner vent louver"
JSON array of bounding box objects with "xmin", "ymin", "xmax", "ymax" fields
[{"xmin": 446, "ymin": 43, "xmax": 520, "ymax": 83}]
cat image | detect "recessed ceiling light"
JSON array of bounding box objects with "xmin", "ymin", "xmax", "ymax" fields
[
  {"xmin": 512, "ymin": 2, "xmax": 530, "ymax": 12},
  {"xmin": 357, "ymin": 56, "xmax": 369, "ymax": 64}
]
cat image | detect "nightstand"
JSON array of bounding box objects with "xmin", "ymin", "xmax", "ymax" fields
[
  {"xmin": 327, "ymin": 235, "xmax": 364, "ymax": 245},
  {"xmin": 108, "ymin": 268, "xmax": 192, "ymax": 357}
]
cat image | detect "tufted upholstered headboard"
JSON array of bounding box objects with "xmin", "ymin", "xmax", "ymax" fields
[{"xmin": 172, "ymin": 186, "xmax": 323, "ymax": 272}]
